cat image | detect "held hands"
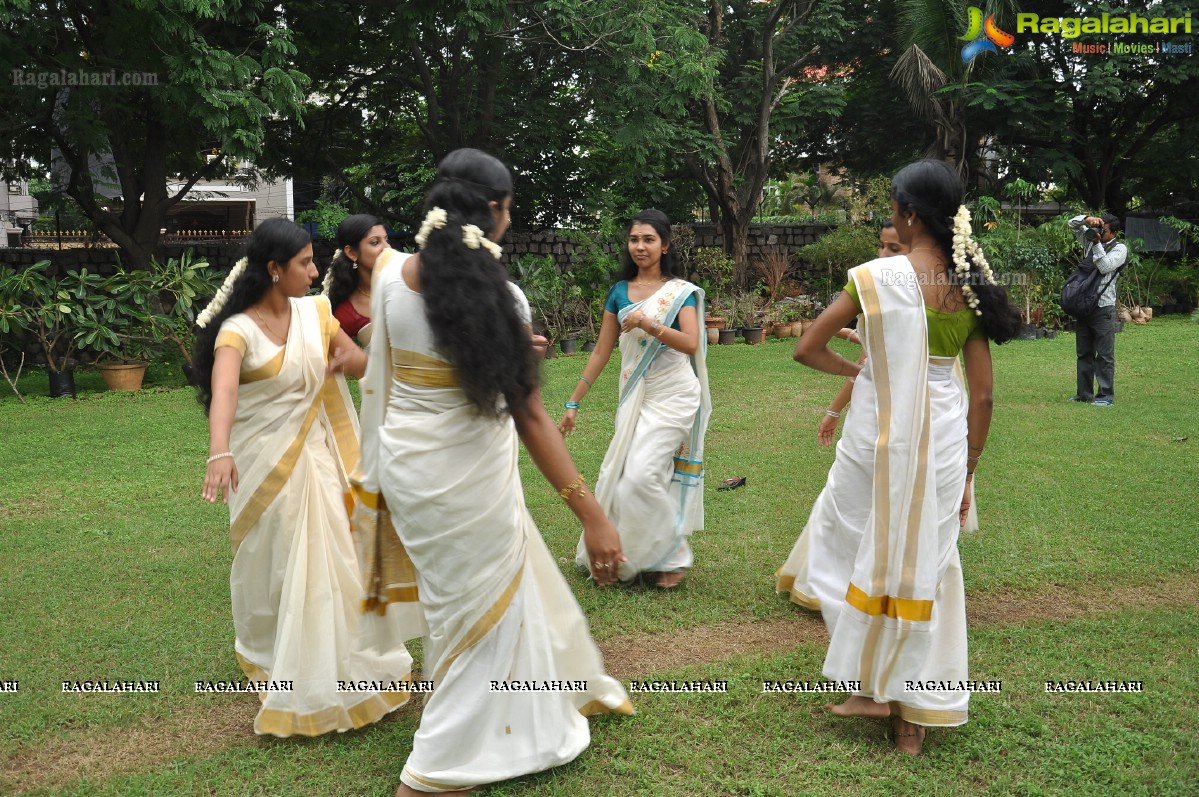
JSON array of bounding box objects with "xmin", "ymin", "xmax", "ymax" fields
[
  {"xmin": 582, "ymin": 516, "xmax": 626, "ymax": 587},
  {"xmin": 202, "ymin": 457, "xmax": 239, "ymax": 504}
]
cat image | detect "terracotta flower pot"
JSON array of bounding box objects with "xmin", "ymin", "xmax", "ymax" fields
[
  {"xmin": 706, "ymin": 327, "xmax": 720, "ymax": 345},
  {"xmin": 705, "ymin": 316, "xmax": 727, "ymax": 329},
  {"xmin": 97, "ymin": 362, "xmax": 148, "ymax": 392}
]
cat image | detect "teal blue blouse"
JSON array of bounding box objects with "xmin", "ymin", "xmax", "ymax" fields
[{"xmin": 605, "ymin": 281, "xmax": 698, "ymax": 332}]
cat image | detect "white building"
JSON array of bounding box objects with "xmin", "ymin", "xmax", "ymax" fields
[{"xmin": 0, "ymin": 179, "xmax": 39, "ymax": 247}]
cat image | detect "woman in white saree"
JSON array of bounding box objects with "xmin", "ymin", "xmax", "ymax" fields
[
  {"xmin": 559, "ymin": 210, "xmax": 711, "ymax": 589},
  {"xmin": 195, "ymin": 218, "xmax": 414, "ymax": 736},
  {"xmin": 354, "ymin": 149, "xmax": 632, "ymax": 796},
  {"xmin": 779, "ymin": 160, "xmax": 1020, "ymax": 754}
]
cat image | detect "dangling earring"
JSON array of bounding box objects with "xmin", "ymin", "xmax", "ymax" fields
[
  {"xmin": 906, "ymin": 217, "xmax": 913, "ymax": 227},
  {"xmin": 351, "ymin": 259, "xmax": 359, "ymax": 271},
  {"xmin": 271, "ymin": 273, "xmax": 279, "ymax": 284}
]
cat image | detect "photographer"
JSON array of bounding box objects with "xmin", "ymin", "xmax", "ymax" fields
[{"xmin": 1068, "ymin": 214, "xmax": 1127, "ymax": 406}]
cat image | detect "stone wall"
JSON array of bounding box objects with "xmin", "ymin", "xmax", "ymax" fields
[{"xmin": 0, "ymin": 223, "xmax": 834, "ymax": 275}]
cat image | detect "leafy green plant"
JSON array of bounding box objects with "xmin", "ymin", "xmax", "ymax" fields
[
  {"xmin": 767, "ymin": 301, "xmax": 803, "ymax": 325},
  {"xmin": 511, "ymin": 255, "xmax": 584, "ymax": 341},
  {"xmin": 796, "ymin": 224, "xmax": 876, "ymax": 305},
  {"xmin": 146, "ymin": 250, "xmax": 220, "ymax": 366},
  {"xmin": 295, "ymin": 199, "xmax": 350, "ymax": 241},
  {"xmin": 692, "ymin": 247, "xmax": 736, "ymax": 311},
  {"xmin": 0, "ymin": 261, "xmax": 102, "ymax": 372},
  {"xmin": 727, "ymin": 291, "xmax": 759, "ymax": 329},
  {"xmin": 74, "ymin": 266, "xmax": 166, "ymax": 363}
]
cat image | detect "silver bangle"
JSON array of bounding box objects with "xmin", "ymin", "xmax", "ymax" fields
[
  {"xmin": 825, "ymin": 409, "xmax": 840, "ymax": 418},
  {"xmin": 207, "ymin": 452, "xmax": 234, "ymax": 464}
]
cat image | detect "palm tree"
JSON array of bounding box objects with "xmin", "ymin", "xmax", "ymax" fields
[{"xmin": 889, "ymin": 0, "xmax": 1019, "ymax": 173}]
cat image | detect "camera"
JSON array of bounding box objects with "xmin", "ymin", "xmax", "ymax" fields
[{"xmin": 1084, "ymin": 222, "xmax": 1103, "ymax": 242}]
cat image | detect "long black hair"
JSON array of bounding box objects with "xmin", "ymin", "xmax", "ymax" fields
[
  {"xmin": 326, "ymin": 214, "xmax": 381, "ymax": 309},
  {"xmin": 419, "ymin": 148, "xmax": 536, "ymax": 417},
  {"xmin": 615, "ymin": 208, "xmax": 681, "ymax": 283},
  {"xmin": 890, "ymin": 159, "xmax": 1022, "ymax": 344},
  {"xmin": 192, "ymin": 218, "xmax": 312, "ymax": 413}
]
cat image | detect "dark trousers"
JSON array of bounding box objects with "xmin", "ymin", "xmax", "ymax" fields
[{"xmin": 1075, "ymin": 304, "xmax": 1116, "ymax": 401}]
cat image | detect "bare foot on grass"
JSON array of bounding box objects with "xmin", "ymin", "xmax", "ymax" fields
[
  {"xmin": 825, "ymin": 695, "xmax": 891, "ymax": 719},
  {"xmin": 891, "ymin": 716, "xmax": 926, "ymax": 756},
  {"xmin": 656, "ymin": 571, "xmax": 686, "ymax": 589}
]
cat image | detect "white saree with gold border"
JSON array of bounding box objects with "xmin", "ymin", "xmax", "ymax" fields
[
  {"xmin": 356, "ymin": 251, "xmax": 632, "ymax": 792},
  {"xmin": 575, "ymin": 279, "xmax": 712, "ymax": 580},
  {"xmin": 215, "ymin": 295, "xmax": 414, "ymax": 737},
  {"xmin": 776, "ymin": 258, "xmax": 970, "ymax": 726}
]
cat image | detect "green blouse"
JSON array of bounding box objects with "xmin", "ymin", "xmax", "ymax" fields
[{"xmin": 844, "ymin": 280, "xmax": 985, "ymax": 358}]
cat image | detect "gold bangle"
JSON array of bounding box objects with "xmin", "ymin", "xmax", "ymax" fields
[{"xmin": 558, "ymin": 474, "xmax": 586, "ymax": 501}]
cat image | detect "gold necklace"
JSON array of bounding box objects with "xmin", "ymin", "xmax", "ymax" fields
[
  {"xmin": 632, "ymin": 277, "xmax": 667, "ymax": 286},
  {"xmin": 253, "ymin": 306, "xmax": 288, "ymax": 341}
]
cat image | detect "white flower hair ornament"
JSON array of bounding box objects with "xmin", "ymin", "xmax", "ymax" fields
[
  {"xmin": 321, "ymin": 255, "xmax": 338, "ymax": 296},
  {"xmin": 951, "ymin": 205, "xmax": 998, "ymax": 316},
  {"xmin": 196, "ymin": 257, "xmax": 248, "ymax": 328},
  {"xmin": 415, "ymin": 207, "xmax": 448, "ymax": 249},
  {"xmin": 461, "ymin": 224, "xmax": 504, "ymax": 260}
]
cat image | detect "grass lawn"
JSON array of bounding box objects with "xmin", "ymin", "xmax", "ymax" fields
[{"xmin": 1, "ymin": 317, "xmax": 1196, "ymax": 795}]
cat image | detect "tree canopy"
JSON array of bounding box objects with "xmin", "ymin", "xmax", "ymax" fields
[
  {"xmin": 2, "ymin": 0, "xmax": 1195, "ymax": 273},
  {"xmin": 0, "ymin": 0, "xmax": 307, "ymax": 268}
]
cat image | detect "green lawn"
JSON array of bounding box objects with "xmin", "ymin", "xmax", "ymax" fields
[{"xmin": 1, "ymin": 318, "xmax": 1196, "ymax": 795}]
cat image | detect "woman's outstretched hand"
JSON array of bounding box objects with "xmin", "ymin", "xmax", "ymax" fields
[
  {"xmin": 558, "ymin": 408, "xmax": 578, "ymax": 435},
  {"xmin": 582, "ymin": 516, "xmax": 626, "ymax": 586}
]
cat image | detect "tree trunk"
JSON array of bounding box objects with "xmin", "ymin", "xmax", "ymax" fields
[{"xmin": 724, "ymin": 215, "xmax": 751, "ymax": 290}]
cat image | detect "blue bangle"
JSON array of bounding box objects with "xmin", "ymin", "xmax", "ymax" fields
[{"xmin": 564, "ymin": 401, "xmax": 580, "ymax": 410}]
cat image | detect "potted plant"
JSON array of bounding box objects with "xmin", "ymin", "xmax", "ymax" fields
[
  {"xmin": 730, "ymin": 291, "xmax": 763, "ymax": 344},
  {"xmin": 769, "ymin": 302, "xmax": 803, "ymax": 338},
  {"xmin": 0, "ymin": 261, "xmax": 103, "ymax": 397},
  {"xmin": 693, "ymin": 248, "xmax": 736, "ymax": 321},
  {"xmin": 74, "ymin": 266, "xmax": 167, "ymax": 391},
  {"xmin": 794, "ymin": 294, "xmax": 824, "ymax": 335}
]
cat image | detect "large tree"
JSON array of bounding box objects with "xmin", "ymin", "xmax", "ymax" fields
[
  {"xmin": 269, "ymin": 0, "xmax": 683, "ymax": 231},
  {"xmin": 589, "ymin": 0, "xmax": 848, "ymax": 282},
  {"xmin": 959, "ymin": 0, "xmax": 1199, "ymax": 213},
  {"xmin": 0, "ymin": 0, "xmax": 307, "ymax": 269}
]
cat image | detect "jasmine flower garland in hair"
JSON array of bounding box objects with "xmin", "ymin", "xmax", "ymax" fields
[
  {"xmin": 321, "ymin": 257, "xmax": 336, "ymax": 296},
  {"xmin": 461, "ymin": 224, "xmax": 504, "ymax": 260},
  {"xmin": 415, "ymin": 207, "xmax": 448, "ymax": 249},
  {"xmin": 196, "ymin": 257, "xmax": 248, "ymax": 328},
  {"xmin": 951, "ymin": 205, "xmax": 997, "ymax": 316}
]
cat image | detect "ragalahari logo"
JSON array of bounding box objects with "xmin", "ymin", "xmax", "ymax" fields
[{"xmin": 960, "ymin": 7, "xmax": 1015, "ymax": 63}]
